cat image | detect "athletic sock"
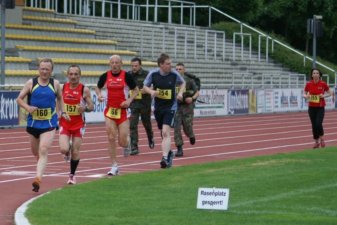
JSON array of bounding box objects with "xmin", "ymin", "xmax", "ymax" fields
[{"xmin": 70, "ymin": 159, "xmax": 80, "ymax": 175}]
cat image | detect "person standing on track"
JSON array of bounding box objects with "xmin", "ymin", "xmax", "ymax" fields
[
  {"xmin": 59, "ymin": 65, "xmax": 94, "ymax": 184},
  {"xmin": 16, "ymin": 58, "xmax": 67, "ymax": 192},
  {"xmin": 128, "ymin": 57, "xmax": 155, "ymax": 155},
  {"xmin": 174, "ymin": 63, "xmax": 199, "ymax": 157},
  {"xmin": 303, "ymin": 68, "xmax": 333, "ymax": 148},
  {"xmin": 96, "ymin": 55, "xmax": 139, "ymax": 176},
  {"xmin": 143, "ymin": 53, "xmax": 185, "ymax": 168}
]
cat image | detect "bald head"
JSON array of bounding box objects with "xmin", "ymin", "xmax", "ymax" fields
[{"xmin": 109, "ymin": 55, "xmax": 123, "ymax": 74}]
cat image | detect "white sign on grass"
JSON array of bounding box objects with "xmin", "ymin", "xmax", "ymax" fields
[{"xmin": 196, "ymin": 187, "xmax": 229, "ymax": 210}]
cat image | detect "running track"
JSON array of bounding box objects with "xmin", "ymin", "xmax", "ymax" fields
[{"xmin": 1, "ymin": 111, "xmax": 337, "ymax": 225}]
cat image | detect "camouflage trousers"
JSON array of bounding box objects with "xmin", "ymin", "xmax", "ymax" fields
[
  {"xmin": 129, "ymin": 107, "xmax": 153, "ymax": 150},
  {"xmin": 174, "ymin": 104, "xmax": 195, "ymax": 147}
]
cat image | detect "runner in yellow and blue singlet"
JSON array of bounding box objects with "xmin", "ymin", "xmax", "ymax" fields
[{"xmin": 27, "ymin": 77, "xmax": 58, "ymax": 130}]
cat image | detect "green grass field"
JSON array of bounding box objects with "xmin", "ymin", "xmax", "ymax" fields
[{"xmin": 26, "ymin": 147, "xmax": 337, "ymax": 225}]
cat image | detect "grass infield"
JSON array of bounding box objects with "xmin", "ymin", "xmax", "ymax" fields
[{"xmin": 26, "ymin": 147, "xmax": 337, "ymax": 225}]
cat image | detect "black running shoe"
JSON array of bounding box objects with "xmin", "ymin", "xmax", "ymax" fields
[
  {"xmin": 189, "ymin": 137, "xmax": 196, "ymax": 145},
  {"xmin": 160, "ymin": 157, "xmax": 168, "ymax": 168},
  {"xmin": 130, "ymin": 148, "xmax": 139, "ymax": 155},
  {"xmin": 175, "ymin": 146, "xmax": 183, "ymax": 157},
  {"xmin": 32, "ymin": 178, "xmax": 41, "ymax": 192},
  {"xmin": 167, "ymin": 150, "xmax": 174, "ymax": 168},
  {"xmin": 148, "ymin": 138, "xmax": 155, "ymax": 149}
]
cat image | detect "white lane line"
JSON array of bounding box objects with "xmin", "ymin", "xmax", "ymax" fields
[{"xmin": 2, "ymin": 138, "xmax": 337, "ymax": 184}]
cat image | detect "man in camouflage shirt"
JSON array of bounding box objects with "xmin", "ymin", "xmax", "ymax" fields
[
  {"xmin": 128, "ymin": 57, "xmax": 155, "ymax": 155},
  {"xmin": 174, "ymin": 63, "xmax": 199, "ymax": 157}
]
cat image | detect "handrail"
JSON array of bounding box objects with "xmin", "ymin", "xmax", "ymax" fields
[{"xmin": 209, "ymin": 6, "xmax": 336, "ymax": 76}]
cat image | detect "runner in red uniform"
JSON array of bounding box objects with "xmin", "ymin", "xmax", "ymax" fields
[
  {"xmin": 59, "ymin": 65, "xmax": 94, "ymax": 184},
  {"xmin": 96, "ymin": 55, "xmax": 138, "ymax": 175},
  {"xmin": 303, "ymin": 68, "xmax": 333, "ymax": 148}
]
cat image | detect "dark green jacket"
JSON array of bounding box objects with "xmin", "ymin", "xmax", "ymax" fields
[
  {"xmin": 129, "ymin": 69, "xmax": 152, "ymax": 109},
  {"xmin": 180, "ymin": 74, "xmax": 198, "ymax": 105}
]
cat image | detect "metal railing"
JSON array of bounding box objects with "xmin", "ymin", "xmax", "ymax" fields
[
  {"xmin": 24, "ymin": 1, "xmax": 335, "ymax": 70},
  {"xmin": 24, "ymin": 0, "xmax": 336, "ymax": 83}
]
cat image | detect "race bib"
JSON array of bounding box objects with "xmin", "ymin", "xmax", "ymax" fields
[
  {"xmin": 65, "ymin": 103, "xmax": 80, "ymax": 116},
  {"xmin": 106, "ymin": 107, "xmax": 121, "ymax": 119},
  {"xmin": 129, "ymin": 90, "xmax": 142, "ymax": 100},
  {"xmin": 309, "ymin": 95, "xmax": 320, "ymax": 103},
  {"xmin": 32, "ymin": 108, "xmax": 52, "ymax": 120},
  {"xmin": 157, "ymin": 89, "xmax": 172, "ymax": 100}
]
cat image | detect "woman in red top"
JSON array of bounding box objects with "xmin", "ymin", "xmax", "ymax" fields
[{"xmin": 303, "ymin": 68, "xmax": 333, "ymax": 148}]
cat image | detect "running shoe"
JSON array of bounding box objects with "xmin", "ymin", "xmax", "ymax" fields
[
  {"xmin": 167, "ymin": 150, "xmax": 174, "ymax": 168},
  {"xmin": 67, "ymin": 174, "xmax": 76, "ymax": 185},
  {"xmin": 175, "ymin": 146, "xmax": 183, "ymax": 157},
  {"xmin": 313, "ymin": 142, "xmax": 320, "ymax": 149},
  {"xmin": 320, "ymin": 139, "xmax": 326, "ymax": 148},
  {"xmin": 32, "ymin": 177, "xmax": 41, "ymax": 192},
  {"xmin": 148, "ymin": 138, "xmax": 155, "ymax": 149},
  {"xmin": 107, "ymin": 165, "xmax": 119, "ymax": 176},
  {"xmin": 130, "ymin": 148, "xmax": 139, "ymax": 155},
  {"xmin": 160, "ymin": 157, "xmax": 168, "ymax": 169},
  {"xmin": 189, "ymin": 137, "xmax": 196, "ymax": 145}
]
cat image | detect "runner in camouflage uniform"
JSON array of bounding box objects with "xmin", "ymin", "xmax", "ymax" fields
[
  {"xmin": 174, "ymin": 63, "xmax": 199, "ymax": 157},
  {"xmin": 128, "ymin": 57, "xmax": 154, "ymax": 155}
]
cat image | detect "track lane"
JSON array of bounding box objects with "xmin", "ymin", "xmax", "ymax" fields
[{"xmin": 0, "ymin": 111, "xmax": 336, "ymax": 225}]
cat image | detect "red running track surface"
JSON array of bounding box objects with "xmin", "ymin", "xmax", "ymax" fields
[{"xmin": 1, "ymin": 111, "xmax": 337, "ymax": 225}]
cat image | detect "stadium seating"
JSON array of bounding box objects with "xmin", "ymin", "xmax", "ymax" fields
[{"xmin": 2, "ymin": 6, "xmax": 304, "ymax": 89}]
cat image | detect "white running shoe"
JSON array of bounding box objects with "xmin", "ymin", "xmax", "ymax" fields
[
  {"xmin": 107, "ymin": 165, "xmax": 119, "ymax": 176},
  {"xmin": 67, "ymin": 174, "xmax": 76, "ymax": 185}
]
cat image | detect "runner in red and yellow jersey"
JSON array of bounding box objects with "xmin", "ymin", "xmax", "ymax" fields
[
  {"xmin": 95, "ymin": 55, "xmax": 139, "ymax": 176},
  {"xmin": 59, "ymin": 65, "xmax": 94, "ymax": 184},
  {"xmin": 303, "ymin": 68, "xmax": 333, "ymax": 148}
]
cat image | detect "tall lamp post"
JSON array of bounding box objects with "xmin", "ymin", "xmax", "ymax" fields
[
  {"xmin": 1, "ymin": 0, "xmax": 6, "ymax": 89},
  {"xmin": 307, "ymin": 15, "xmax": 323, "ymax": 68},
  {"xmin": 0, "ymin": 0, "xmax": 15, "ymax": 89}
]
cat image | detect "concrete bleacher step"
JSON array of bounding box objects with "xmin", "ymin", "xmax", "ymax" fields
[
  {"xmin": 2, "ymin": 57, "xmax": 32, "ymax": 70},
  {"xmin": 68, "ymin": 15, "xmax": 263, "ymax": 63},
  {"xmin": 39, "ymin": 57, "xmax": 157, "ymax": 73},
  {"xmin": 22, "ymin": 15, "xmax": 77, "ymax": 28},
  {"xmin": 22, "ymin": 7, "xmax": 56, "ymax": 18},
  {"xmin": 5, "ymin": 34, "xmax": 117, "ymax": 50},
  {"xmin": 15, "ymin": 45, "xmax": 138, "ymax": 60},
  {"xmin": 5, "ymin": 23, "xmax": 95, "ymax": 39}
]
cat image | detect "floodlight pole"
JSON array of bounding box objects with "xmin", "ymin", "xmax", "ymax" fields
[
  {"xmin": 312, "ymin": 17, "xmax": 316, "ymax": 68},
  {"xmin": 1, "ymin": 0, "xmax": 6, "ymax": 88},
  {"xmin": 312, "ymin": 15, "xmax": 322, "ymax": 68}
]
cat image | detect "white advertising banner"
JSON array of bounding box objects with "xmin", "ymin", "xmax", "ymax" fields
[
  {"xmin": 84, "ymin": 88, "xmax": 335, "ymax": 123},
  {"xmin": 272, "ymin": 88, "xmax": 303, "ymax": 112},
  {"xmin": 227, "ymin": 89, "xmax": 249, "ymax": 115},
  {"xmin": 85, "ymin": 90, "xmax": 107, "ymax": 123},
  {"xmin": 194, "ymin": 89, "xmax": 228, "ymax": 117},
  {"xmin": 257, "ymin": 89, "xmax": 274, "ymax": 113}
]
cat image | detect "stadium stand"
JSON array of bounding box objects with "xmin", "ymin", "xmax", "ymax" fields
[{"xmin": 2, "ymin": 4, "xmax": 306, "ymax": 89}]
